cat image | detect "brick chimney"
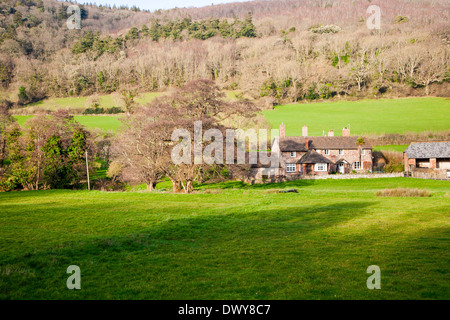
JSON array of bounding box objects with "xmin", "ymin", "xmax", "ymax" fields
[
  {"xmin": 305, "ymin": 137, "xmax": 309, "ymax": 150},
  {"xmin": 280, "ymin": 123, "xmax": 286, "ymax": 138},
  {"xmin": 302, "ymin": 125, "xmax": 308, "ymax": 137},
  {"xmin": 343, "ymin": 127, "xmax": 350, "ymax": 137},
  {"xmin": 328, "ymin": 130, "xmax": 334, "ymax": 137}
]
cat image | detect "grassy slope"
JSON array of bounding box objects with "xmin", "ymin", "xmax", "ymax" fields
[
  {"xmin": 27, "ymin": 92, "xmax": 162, "ymax": 111},
  {"xmin": 13, "ymin": 91, "xmax": 245, "ymax": 131},
  {"xmin": 263, "ymin": 97, "xmax": 450, "ymax": 136},
  {"xmin": 0, "ymin": 178, "xmax": 449, "ymax": 300},
  {"xmin": 14, "ymin": 97, "xmax": 449, "ymax": 134},
  {"xmin": 14, "ymin": 115, "xmax": 123, "ymax": 131}
]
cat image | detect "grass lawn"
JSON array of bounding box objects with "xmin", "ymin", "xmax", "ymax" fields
[
  {"xmin": 0, "ymin": 178, "xmax": 449, "ymax": 300},
  {"xmin": 263, "ymin": 97, "xmax": 450, "ymax": 136}
]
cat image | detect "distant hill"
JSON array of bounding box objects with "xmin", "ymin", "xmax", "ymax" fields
[{"xmin": 0, "ymin": 0, "xmax": 448, "ymax": 106}]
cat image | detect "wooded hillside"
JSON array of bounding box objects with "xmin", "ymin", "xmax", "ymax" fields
[{"xmin": 0, "ymin": 0, "xmax": 449, "ymax": 106}]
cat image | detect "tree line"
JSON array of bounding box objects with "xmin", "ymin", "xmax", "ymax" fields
[
  {"xmin": 0, "ymin": 80, "xmax": 262, "ymax": 193},
  {"xmin": 72, "ymin": 14, "xmax": 256, "ymax": 56},
  {"xmin": 0, "ymin": 0, "xmax": 448, "ymax": 106}
]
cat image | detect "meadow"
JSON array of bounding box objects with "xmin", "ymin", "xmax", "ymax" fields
[
  {"xmin": 26, "ymin": 92, "xmax": 163, "ymax": 111},
  {"xmin": 13, "ymin": 97, "xmax": 450, "ymax": 135},
  {"xmin": 0, "ymin": 178, "xmax": 449, "ymax": 300},
  {"xmin": 263, "ymin": 97, "xmax": 450, "ymax": 136}
]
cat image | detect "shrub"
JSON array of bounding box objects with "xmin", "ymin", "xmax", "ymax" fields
[
  {"xmin": 376, "ymin": 188, "xmax": 431, "ymax": 197},
  {"xmin": 83, "ymin": 106, "xmax": 123, "ymax": 114},
  {"xmin": 18, "ymin": 86, "xmax": 28, "ymax": 105},
  {"xmin": 382, "ymin": 151, "xmax": 404, "ymax": 172},
  {"xmin": 394, "ymin": 16, "xmax": 409, "ymax": 24},
  {"xmin": 310, "ymin": 25, "xmax": 341, "ymax": 34}
]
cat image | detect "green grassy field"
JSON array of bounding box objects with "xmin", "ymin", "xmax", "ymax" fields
[
  {"xmin": 14, "ymin": 97, "xmax": 450, "ymax": 135},
  {"xmin": 263, "ymin": 97, "xmax": 450, "ymax": 136},
  {"xmin": 0, "ymin": 178, "xmax": 449, "ymax": 300},
  {"xmin": 26, "ymin": 92, "xmax": 162, "ymax": 111},
  {"xmin": 14, "ymin": 115, "xmax": 123, "ymax": 132}
]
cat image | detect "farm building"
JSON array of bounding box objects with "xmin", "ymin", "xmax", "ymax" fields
[{"xmin": 404, "ymin": 141, "xmax": 450, "ymax": 179}]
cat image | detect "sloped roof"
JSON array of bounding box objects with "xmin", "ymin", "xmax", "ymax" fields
[
  {"xmin": 248, "ymin": 152, "xmax": 282, "ymax": 168},
  {"xmin": 405, "ymin": 142, "xmax": 450, "ymax": 159},
  {"xmin": 279, "ymin": 136, "xmax": 372, "ymax": 151},
  {"xmin": 298, "ymin": 150, "xmax": 332, "ymax": 164}
]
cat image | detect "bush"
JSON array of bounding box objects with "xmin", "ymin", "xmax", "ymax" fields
[
  {"xmin": 310, "ymin": 25, "xmax": 341, "ymax": 34},
  {"xmin": 394, "ymin": 16, "xmax": 409, "ymax": 24},
  {"xmin": 382, "ymin": 150, "xmax": 404, "ymax": 172},
  {"xmin": 376, "ymin": 188, "xmax": 431, "ymax": 197},
  {"xmin": 18, "ymin": 86, "xmax": 28, "ymax": 105},
  {"xmin": 83, "ymin": 106, "xmax": 124, "ymax": 114}
]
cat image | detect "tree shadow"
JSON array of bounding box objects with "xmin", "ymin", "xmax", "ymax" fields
[
  {"xmin": 195, "ymin": 178, "xmax": 316, "ymax": 190},
  {"xmin": 0, "ymin": 200, "xmax": 376, "ymax": 299}
]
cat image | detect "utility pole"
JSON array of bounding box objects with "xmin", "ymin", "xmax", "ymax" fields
[{"xmin": 85, "ymin": 150, "xmax": 90, "ymax": 191}]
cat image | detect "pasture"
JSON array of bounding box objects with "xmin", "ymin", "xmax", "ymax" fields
[
  {"xmin": 14, "ymin": 97, "xmax": 450, "ymax": 136},
  {"xmin": 263, "ymin": 97, "xmax": 450, "ymax": 136},
  {"xmin": 0, "ymin": 178, "xmax": 449, "ymax": 300}
]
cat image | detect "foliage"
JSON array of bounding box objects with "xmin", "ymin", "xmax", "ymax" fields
[
  {"xmin": 83, "ymin": 106, "xmax": 124, "ymax": 115},
  {"xmin": 309, "ymin": 24, "xmax": 341, "ymax": 34},
  {"xmin": 0, "ymin": 112, "xmax": 90, "ymax": 190}
]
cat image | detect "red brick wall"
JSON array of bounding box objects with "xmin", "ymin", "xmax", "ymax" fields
[
  {"xmin": 430, "ymin": 158, "xmax": 437, "ymax": 169},
  {"xmin": 314, "ymin": 148, "xmax": 372, "ymax": 172},
  {"xmin": 280, "ymin": 148, "xmax": 373, "ymax": 174}
]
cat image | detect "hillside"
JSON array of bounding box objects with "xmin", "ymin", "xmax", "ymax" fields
[{"xmin": 0, "ymin": 0, "xmax": 448, "ymax": 108}]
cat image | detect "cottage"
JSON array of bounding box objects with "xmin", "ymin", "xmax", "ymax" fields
[
  {"xmin": 250, "ymin": 125, "xmax": 373, "ymax": 179},
  {"xmin": 404, "ymin": 141, "xmax": 450, "ymax": 179}
]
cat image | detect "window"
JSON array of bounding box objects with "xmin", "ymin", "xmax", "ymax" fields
[
  {"xmin": 361, "ymin": 149, "xmax": 365, "ymax": 156},
  {"xmin": 339, "ymin": 149, "xmax": 344, "ymax": 155},
  {"xmin": 290, "ymin": 152, "xmax": 296, "ymax": 158},
  {"xmin": 315, "ymin": 163, "xmax": 328, "ymax": 172},
  {"xmin": 354, "ymin": 161, "xmax": 361, "ymax": 170},
  {"xmin": 286, "ymin": 164, "xmax": 296, "ymax": 173},
  {"xmin": 324, "ymin": 149, "xmax": 330, "ymax": 155}
]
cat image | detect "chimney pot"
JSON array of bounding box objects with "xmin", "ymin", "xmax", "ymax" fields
[
  {"xmin": 280, "ymin": 123, "xmax": 286, "ymax": 138},
  {"xmin": 302, "ymin": 125, "xmax": 308, "ymax": 137},
  {"xmin": 342, "ymin": 127, "xmax": 350, "ymax": 137}
]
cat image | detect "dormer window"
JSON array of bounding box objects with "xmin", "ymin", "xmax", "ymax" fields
[{"xmin": 290, "ymin": 152, "xmax": 296, "ymax": 157}]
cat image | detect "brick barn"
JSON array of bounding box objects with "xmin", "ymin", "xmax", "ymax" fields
[{"xmin": 404, "ymin": 141, "xmax": 450, "ymax": 179}]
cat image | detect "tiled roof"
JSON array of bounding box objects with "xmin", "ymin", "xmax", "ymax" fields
[
  {"xmin": 405, "ymin": 142, "xmax": 450, "ymax": 159},
  {"xmin": 249, "ymin": 152, "xmax": 282, "ymax": 168},
  {"xmin": 279, "ymin": 136, "xmax": 372, "ymax": 152},
  {"xmin": 298, "ymin": 150, "xmax": 332, "ymax": 164}
]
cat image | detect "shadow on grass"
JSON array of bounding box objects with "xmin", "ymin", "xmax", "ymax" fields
[
  {"xmin": 1, "ymin": 200, "xmax": 376, "ymax": 299},
  {"xmin": 195, "ymin": 179, "xmax": 316, "ymax": 190}
]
